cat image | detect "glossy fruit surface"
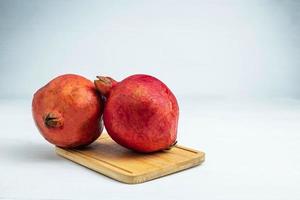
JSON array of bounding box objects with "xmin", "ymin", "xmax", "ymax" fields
[
  {"xmin": 95, "ymin": 74, "xmax": 179, "ymax": 153},
  {"xmin": 32, "ymin": 74, "xmax": 103, "ymax": 148}
]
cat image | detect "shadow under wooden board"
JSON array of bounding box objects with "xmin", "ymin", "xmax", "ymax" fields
[{"xmin": 55, "ymin": 134, "xmax": 205, "ymax": 184}]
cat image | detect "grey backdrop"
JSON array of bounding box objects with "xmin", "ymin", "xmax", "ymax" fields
[{"xmin": 0, "ymin": 0, "xmax": 299, "ymax": 99}]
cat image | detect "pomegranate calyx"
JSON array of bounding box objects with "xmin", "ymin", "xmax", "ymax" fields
[
  {"xmin": 94, "ymin": 76, "xmax": 117, "ymax": 97},
  {"xmin": 44, "ymin": 112, "xmax": 64, "ymax": 128}
]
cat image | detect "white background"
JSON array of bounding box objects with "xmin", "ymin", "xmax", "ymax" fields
[
  {"xmin": 0, "ymin": 0, "xmax": 299, "ymax": 199},
  {"xmin": 0, "ymin": 0, "xmax": 299, "ymax": 98}
]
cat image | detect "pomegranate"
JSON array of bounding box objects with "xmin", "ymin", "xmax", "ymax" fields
[
  {"xmin": 32, "ymin": 74, "xmax": 103, "ymax": 148},
  {"xmin": 95, "ymin": 74, "xmax": 179, "ymax": 153}
]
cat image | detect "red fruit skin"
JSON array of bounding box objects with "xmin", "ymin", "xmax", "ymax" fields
[
  {"xmin": 102, "ymin": 74, "xmax": 179, "ymax": 153},
  {"xmin": 32, "ymin": 74, "xmax": 103, "ymax": 148}
]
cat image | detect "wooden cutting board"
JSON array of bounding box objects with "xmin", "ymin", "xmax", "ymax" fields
[{"xmin": 55, "ymin": 134, "xmax": 205, "ymax": 184}]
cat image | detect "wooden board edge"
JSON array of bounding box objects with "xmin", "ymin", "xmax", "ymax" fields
[
  {"xmin": 55, "ymin": 146, "xmax": 205, "ymax": 184},
  {"xmin": 55, "ymin": 147, "xmax": 135, "ymax": 184},
  {"xmin": 130, "ymin": 152, "xmax": 205, "ymax": 184}
]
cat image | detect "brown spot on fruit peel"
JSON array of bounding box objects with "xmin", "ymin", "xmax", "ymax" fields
[{"xmin": 165, "ymin": 140, "xmax": 178, "ymax": 150}]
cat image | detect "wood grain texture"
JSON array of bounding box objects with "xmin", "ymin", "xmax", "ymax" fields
[{"xmin": 55, "ymin": 134, "xmax": 205, "ymax": 184}]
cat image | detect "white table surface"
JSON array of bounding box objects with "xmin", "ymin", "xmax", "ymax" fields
[{"xmin": 1, "ymin": 97, "xmax": 300, "ymax": 200}]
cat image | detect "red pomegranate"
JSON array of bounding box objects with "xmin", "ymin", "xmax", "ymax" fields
[
  {"xmin": 95, "ymin": 74, "xmax": 179, "ymax": 153},
  {"xmin": 32, "ymin": 74, "xmax": 103, "ymax": 148}
]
